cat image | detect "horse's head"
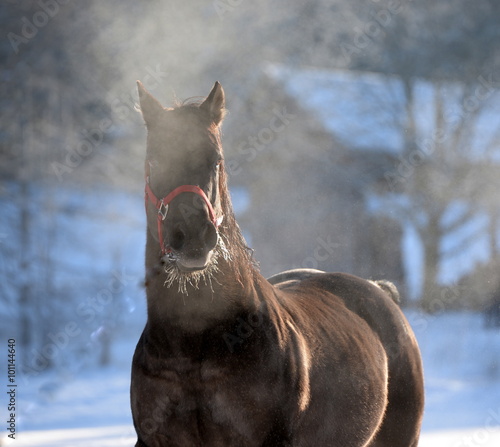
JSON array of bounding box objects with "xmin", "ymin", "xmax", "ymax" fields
[{"xmin": 138, "ymin": 81, "xmax": 227, "ymax": 277}]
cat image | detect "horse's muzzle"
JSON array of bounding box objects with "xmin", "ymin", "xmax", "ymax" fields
[
  {"xmin": 175, "ymin": 249, "xmax": 214, "ymax": 272},
  {"xmin": 164, "ymin": 222, "xmax": 218, "ymax": 272}
]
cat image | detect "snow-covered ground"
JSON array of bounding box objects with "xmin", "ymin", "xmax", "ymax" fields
[{"xmin": 1, "ymin": 310, "xmax": 499, "ymax": 446}]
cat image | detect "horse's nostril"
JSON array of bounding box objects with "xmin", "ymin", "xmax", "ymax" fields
[
  {"xmin": 170, "ymin": 228, "xmax": 186, "ymax": 251},
  {"xmin": 204, "ymin": 222, "xmax": 218, "ymax": 251}
]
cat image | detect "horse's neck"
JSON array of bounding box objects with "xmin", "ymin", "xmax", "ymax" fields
[{"xmin": 144, "ymin": 232, "xmax": 260, "ymax": 335}]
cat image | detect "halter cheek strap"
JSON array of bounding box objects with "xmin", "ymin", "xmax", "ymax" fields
[{"xmin": 145, "ymin": 176, "xmax": 223, "ymax": 256}]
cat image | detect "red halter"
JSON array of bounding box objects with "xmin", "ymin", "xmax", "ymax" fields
[{"xmin": 144, "ymin": 171, "xmax": 223, "ymax": 256}]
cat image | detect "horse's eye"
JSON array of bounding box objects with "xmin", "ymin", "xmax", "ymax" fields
[{"xmin": 214, "ymin": 158, "xmax": 223, "ymax": 170}]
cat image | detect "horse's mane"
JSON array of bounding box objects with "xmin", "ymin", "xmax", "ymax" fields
[
  {"xmin": 167, "ymin": 97, "xmax": 205, "ymax": 110},
  {"xmin": 173, "ymin": 96, "xmax": 227, "ymax": 127},
  {"xmin": 217, "ymin": 161, "xmax": 258, "ymax": 273}
]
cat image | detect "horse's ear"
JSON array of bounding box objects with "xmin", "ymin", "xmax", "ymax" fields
[
  {"xmin": 200, "ymin": 81, "xmax": 226, "ymax": 126},
  {"xmin": 137, "ymin": 80, "xmax": 164, "ymax": 128}
]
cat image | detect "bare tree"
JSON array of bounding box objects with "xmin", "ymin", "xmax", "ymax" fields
[{"xmin": 354, "ymin": 0, "xmax": 500, "ymax": 310}]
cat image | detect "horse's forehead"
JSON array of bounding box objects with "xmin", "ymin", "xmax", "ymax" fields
[
  {"xmin": 161, "ymin": 112, "xmax": 206, "ymax": 139},
  {"xmin": 148, "ymin": 111, "xmax": 216, "ymax": 158}
]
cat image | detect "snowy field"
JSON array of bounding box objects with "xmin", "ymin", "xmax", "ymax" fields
[{"xmin": 2, "ymin": 311, "xmax": 500, "ymax": 446}]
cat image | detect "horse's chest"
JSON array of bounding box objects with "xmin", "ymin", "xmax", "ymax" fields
[{"xmin": 132, "ymin": 358, "xmax": 278, "ymax": 446}]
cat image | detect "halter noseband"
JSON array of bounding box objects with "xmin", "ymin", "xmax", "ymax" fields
[{"xmin": 145, "ymin": 169, "xmax": 223, "ymax": 256}]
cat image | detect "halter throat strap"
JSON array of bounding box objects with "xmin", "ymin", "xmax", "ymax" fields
[{"xmin": 145, "ymin": 179, "xmax": 223, "ymax": 256}]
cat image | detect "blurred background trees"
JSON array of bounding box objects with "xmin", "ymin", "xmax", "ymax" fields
[{"xmin": 1, "ymin": 0, "xmax": 500, "ymax": 372}]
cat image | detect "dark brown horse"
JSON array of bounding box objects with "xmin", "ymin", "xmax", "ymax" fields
[{"xmin": 131, "ymin": 81, "xmax": 424, "ymax": 447}]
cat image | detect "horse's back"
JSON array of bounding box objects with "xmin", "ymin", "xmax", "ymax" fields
[
  {"xmin": 267, "ymin": 268, "xmax": 325, "ymax": 286},
  {"xmin": 268, "ymin": 269, "xmax": 424, "ymax": 446}
]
